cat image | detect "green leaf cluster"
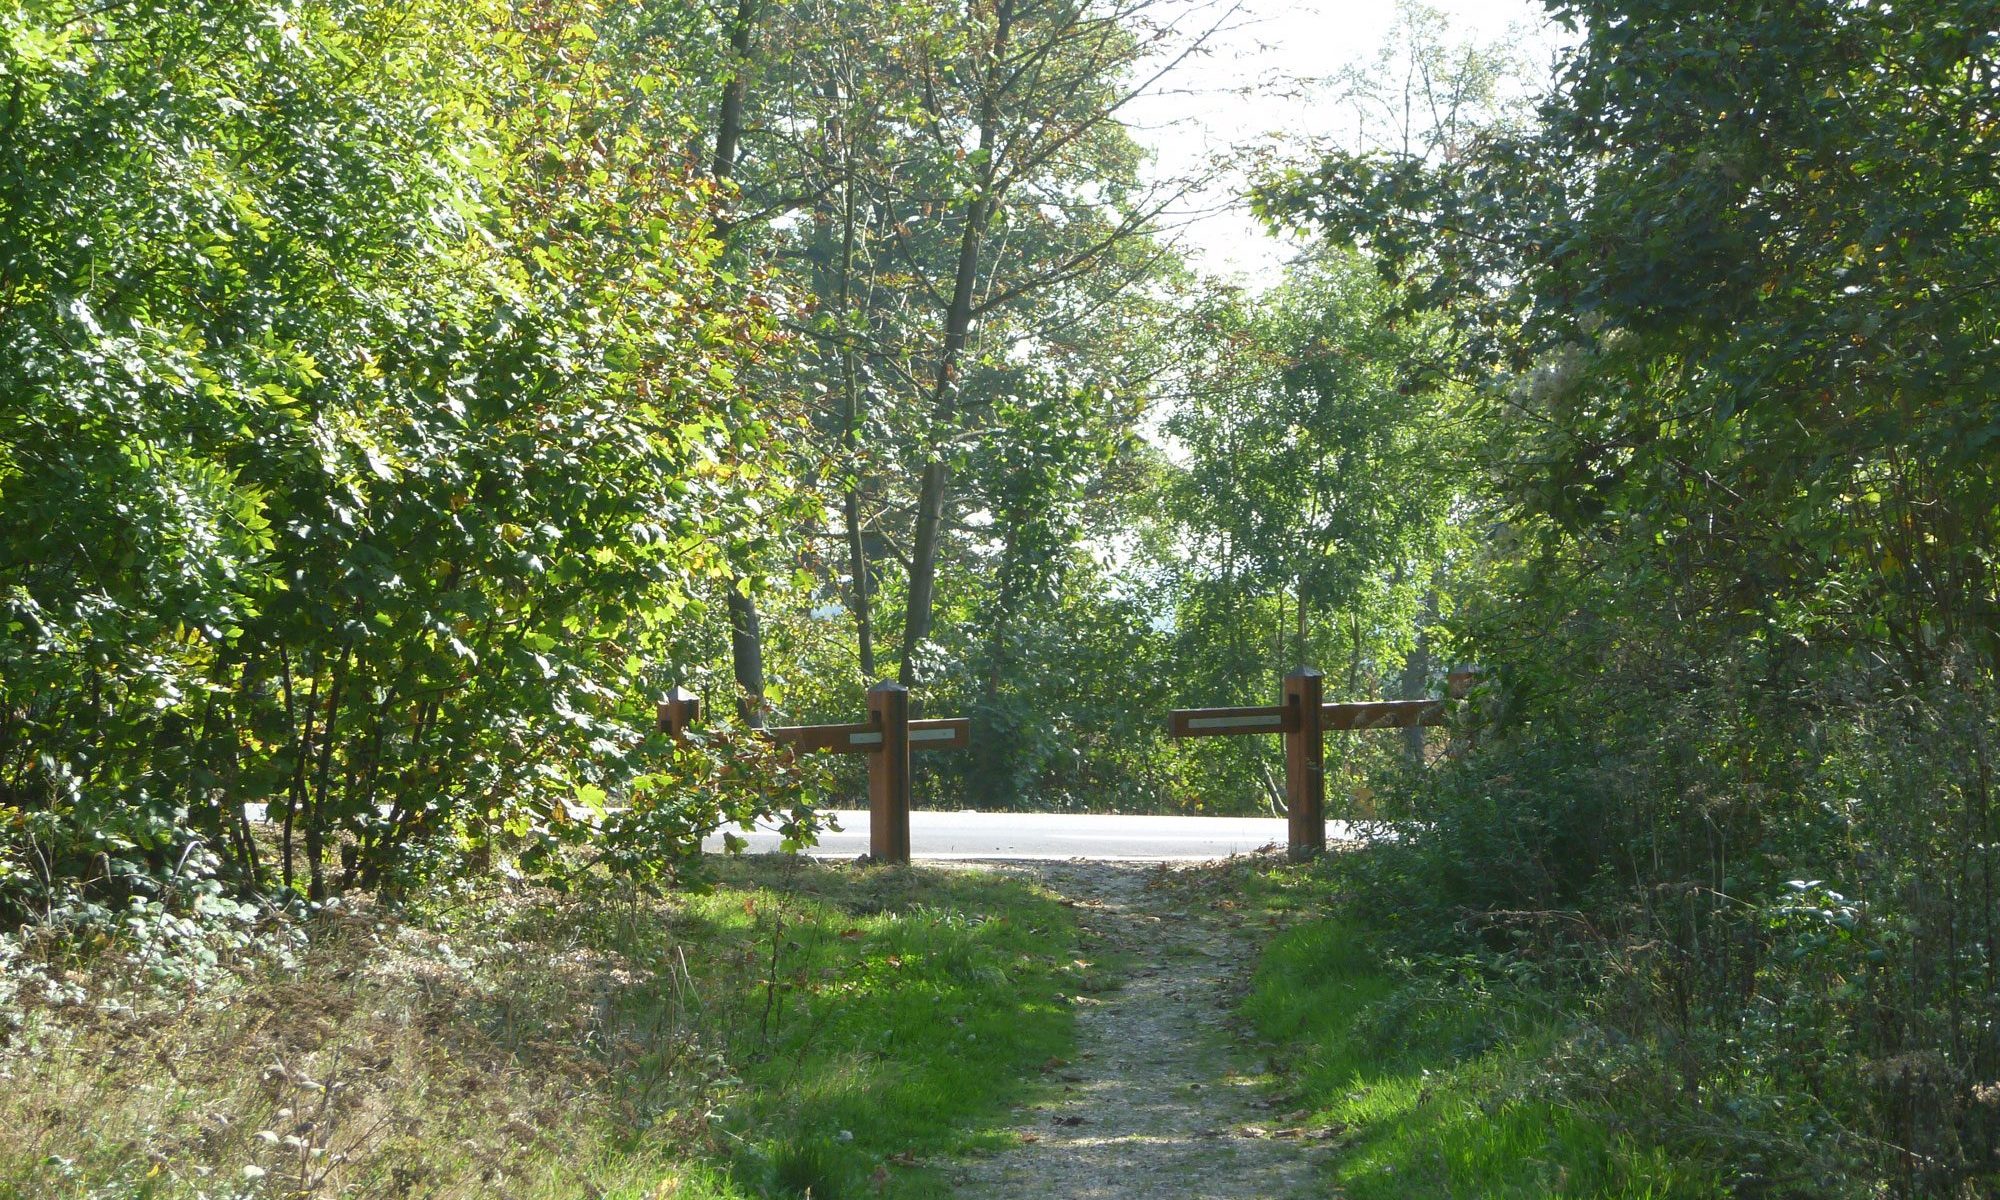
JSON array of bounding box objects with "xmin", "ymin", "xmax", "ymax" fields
[
  {"xmin": 0, "ymin": 0, "xmax": 801, "ymax": 907},
  {"xmin": 1257, "ymin": 2, "xmax": 2000, "ymax": 1191}
]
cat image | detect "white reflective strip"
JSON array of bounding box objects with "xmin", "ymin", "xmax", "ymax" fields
[
  {"xmin": 910, "ymin": 728, "xmax": 959, "ymax": 743},
  {"xmin": 1187, "ymin": 714, "xmax": 1282, "ymax": 730},
  {"xmin": 847, "ymin": 732, "xmax": 883, "ymax": 746}
]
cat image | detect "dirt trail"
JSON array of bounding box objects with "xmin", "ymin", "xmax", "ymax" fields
[{"xmin": 947, "ymin": 860, "xmax": 1320, "ymax": 1199}]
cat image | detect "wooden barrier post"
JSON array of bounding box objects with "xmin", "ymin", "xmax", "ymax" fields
[
  {"xmin": 1171, "ymin": 666, "xmax": 1462, "ymax": 861},
  {"xmin": 865, "ymin": 681, "xmax": 912, "ymax": 864},
  {"xmin": 1446, "ymin": 667, "xmax": 1478, "ymax": 699},
  {"xmin": 658, "ymin": 685, "xmax": 702, "ymax": 741},
  {"xmin": 759, "ymin": 687, "xmax": 963, "ymax": 864},
  {"xmin": 1282, "ymin": 667, "xmax": 1325, "ymax": 860},
  {"xmin": 668, "ymin": 682, "xmax": 963, "ymax": 863}
]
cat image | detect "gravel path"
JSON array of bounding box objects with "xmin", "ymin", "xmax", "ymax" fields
[{"xmin": 947, "ymin": 860, "xmax": 1322, "ymax": 1199}]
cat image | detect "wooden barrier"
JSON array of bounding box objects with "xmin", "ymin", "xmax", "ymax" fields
[
  {"xmin": 657, "ymin": 685, "xmax": 702, "ymax": 741},
  {"xmin": 664, "ymin": 666, "xmax": 1464, "ymax": 863},
  {"xmin": 1169, "ymin": 665, "xmax": 1459, "ymax": 860},
  {"xmin": 665, "ymin": 680, "xmax": 969, "ymax": 864}
]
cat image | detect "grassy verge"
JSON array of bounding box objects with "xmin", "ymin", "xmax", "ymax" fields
[
  {"xmin": 670, "ymin": 859, "xmax": 1079, "ymax": 1197},
  {"xmin": 1223, "ymin": 857, "xmax": 1719, "ymax": 1200},
  {"xmin": 0, "ymin": 858, "xmax": 1078, "ymax": 1200}
]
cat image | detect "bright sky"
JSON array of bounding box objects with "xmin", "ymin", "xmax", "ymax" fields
[{"xmin": 1127, "ymin": 0, "xmax": 1558, "ymax": 286}]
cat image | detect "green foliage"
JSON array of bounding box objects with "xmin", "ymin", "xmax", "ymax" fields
[
  {"xmin": 1139, "ymin": 251, "xmax": 1470, "ymax": 812},
  {"xmin": 0, "ymin": 860, "xmax": 1079, "ymax": 1199},
  {"xmin": 1257, "ymin": 2, "xmax": 2000, "ymax": 1192},
  {"xmin": 1261, "ymin": 0, "xmax": 2000, "ymax": 676},
  {"xmin": 0, "ymin": 0, "xmax": 805, "ymax": 911},
  {"xmin": 1239, "ymin": 874, "xmax": 1718, "ymax": 1200},
  {"xmin": 1165, "ymin": 252, "xmax": 1464, "ymax": 669}
]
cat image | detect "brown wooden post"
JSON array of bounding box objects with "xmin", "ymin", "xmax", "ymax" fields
[
  {"xmin": 1446, "ymin": 667, "xmax": 1479, "ymax": 699},
  {"xmin": 1283, "ymin": 667, "xmax": 1325, "ymax": 860},
  {"xmin": 865, "ymin": 681, "xmax": 911, "ymax": 863},
  {"xmin": 658, "ymin": 686, "xmax": 702, "ymax": 742}
]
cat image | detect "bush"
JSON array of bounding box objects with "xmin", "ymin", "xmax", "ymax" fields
[
  {"xmin": 0, "ymin": 0, "xmax": 804, "ymax": 916},
  {"xmin": 1340, "ymin": 659, "xmax": 2000, "ymax": 1195}
]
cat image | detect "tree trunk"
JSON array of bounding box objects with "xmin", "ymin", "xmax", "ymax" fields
[
  {"xmin": 1399, "ymin": 579, "xmax": 1438, "ymax": 761},
  {"xmin": 983, "ymin": 534, "xmax": 1021, "ymax": 703},
  {"xmin": 843, "ymin": 491, "xmax": 874, "ymax": 679},
  {"xmin": 713, "ymin": 0, "xmax": 766, "ymax": 722},
  {"xmin": 727, "ymin": 590, "xmax": 766, "ymax": 727},
  {"xmin": 1296, "ymin": 575, "xmax": 1308, "ymax": 667},
  {"xmin": 709, "ymin": 0, "xmax": 755, "ymax": 202},
  {"xmin": 1274, "ymin": 589, "xmax": 1286, "ymax": 676},
  {"xmin": 1348, "ymin": 610, "xmax": 1363, "ymax": 694},
  {"xmin": 899, "ymin": 0, "xmax": 1013, "ymax": 686},
  {"xmin": 836, "ymin": 131, "xmax": 875, "ymax": 679}
]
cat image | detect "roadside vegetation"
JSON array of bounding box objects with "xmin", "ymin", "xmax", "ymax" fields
[
  {"xmin": 1243, "ymin": 3, "xmax": 2000, "ymax": 1195},
  {"xmin": 1216, "ymin": 857, "xmax": 1713, "ymax": 1198},
  {"xmin": 0, "ymin": 860, "xmax": 1080, "ymax": 1199},
  {"xmin": 5, "ymin": 0, "xmax": 1997, "ymax": 1195}
]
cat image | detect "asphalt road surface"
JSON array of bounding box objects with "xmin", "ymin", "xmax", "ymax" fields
[{"xmin": 701, "ymin": 809, "xmax": 1361, "ymax": 861}]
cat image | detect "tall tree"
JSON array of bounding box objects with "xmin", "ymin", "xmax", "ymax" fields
[
  {"xmin": 1259, "ymin": 2, "xmax": 2000, "ymax": 1187},
  {"xmin": 890, "ymin": 0, "xmax": 1223, "ymax": 687},
  {"xmin": 0, "ymin": 0, "xmax": 803, "ymax": 905},
  {"xmin": 1165, "ymin": 252, "xmax": 1464, "ymax": 698},
  {"xmin": 707, "ymin": 0, "xmax": 771, "ymax": 724}
]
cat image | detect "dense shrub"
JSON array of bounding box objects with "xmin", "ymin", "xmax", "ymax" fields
[
  {"xmin": 1342, "ymin": 653, "xmax": 2000, "ymax": 1194},
  {"xmin": 0, "ymin": 0, "xmax": 807, "ymax": 916},
  {"xmin": 1257, "ymin": 2, "xmax": 2000, "ymax": 1191}
]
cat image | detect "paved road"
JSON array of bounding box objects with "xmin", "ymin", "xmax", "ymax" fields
[{"xmin": 702, "ymin": 809, "xmax": 1361, "ymax": 861}]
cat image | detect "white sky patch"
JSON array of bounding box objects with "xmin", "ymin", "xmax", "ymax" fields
[{"xmin": 1125, "ymin": 0, "xmax": 1558, "ymax": 289}]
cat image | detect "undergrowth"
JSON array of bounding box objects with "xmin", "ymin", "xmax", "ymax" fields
[
  {"xmin": 1218, "ymin": 855, "xmax": 1721, "ymax": 1200},
  {"xmin": 0, "ymin": 858, "xmax": 1078, "ymax": 1200}
]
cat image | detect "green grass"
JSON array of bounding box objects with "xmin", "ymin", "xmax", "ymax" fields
[
  {"xmin": 0, "ymin": 858, "xmax": 1079, "ymax": 1200},
  {"xmin": 662, "ymin": 859, "xmax": 1080, "ymax": 1197},
  {"xmin": 1229, "ymin": 862, "xmax": 1719, "ymax": 1200}
]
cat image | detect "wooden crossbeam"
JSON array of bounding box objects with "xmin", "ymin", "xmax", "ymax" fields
[
  {"xmin": 1169, "ymin": 699, "xmax": 1445, "ymax": 738},
  {"xmin": 766, "ymin": 717, "xmax": 970, "ymax": 754},
  {"xmin": 1166, "ymin": 703, "xmax": 1296, "ymax": 739},
  {"xmin": 766, "ymin": 720, "xmax": 876, "ymax": 753},
  {"xmin": 667, "ymin": 680, "xmax": 969, "ymax": 864},
  {"xmin": 908, "ymin": 717, "xmax": 971, "ymax": 749},
  {"xmin": 1321, "ymin": 699, "xmax": 1445, "ymax": 730}
]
